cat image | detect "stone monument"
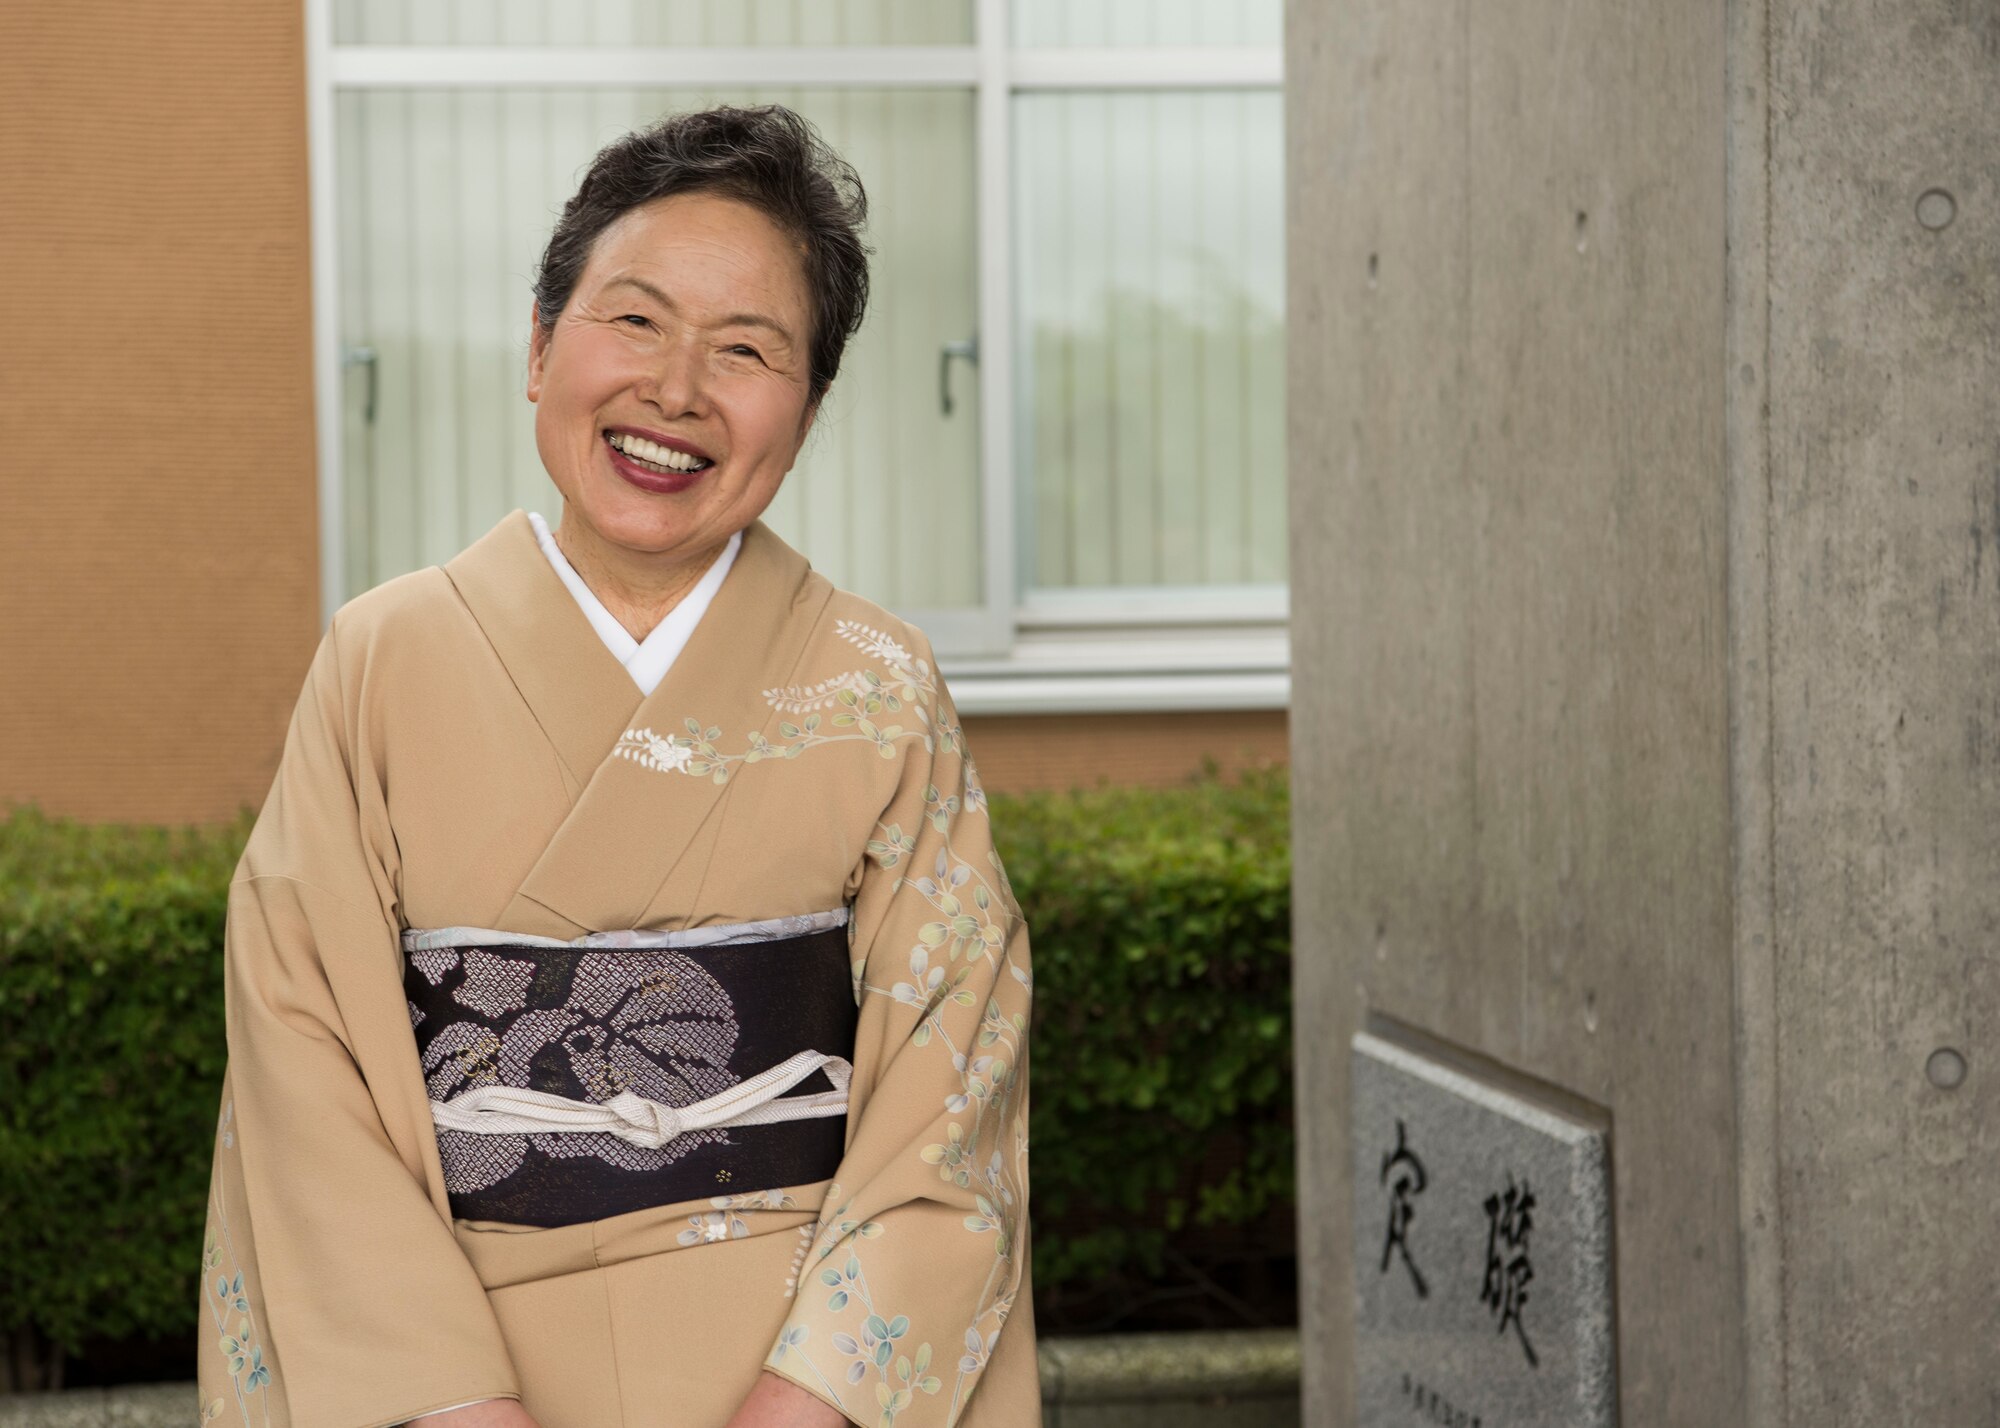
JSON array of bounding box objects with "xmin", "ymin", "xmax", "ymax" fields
[{"xmin": 1350, "ymin": 1030, "xmax": 1614, "ymax": 1427}]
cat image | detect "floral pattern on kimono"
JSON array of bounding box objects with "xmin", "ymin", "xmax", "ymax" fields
[
  {"xmin": 728, "ymin": 625, "xmax": 1033, "ymax": 1426},
  {"xmin": 606, "ymin": 616, "xmax": 1030, "ymax": 1425},
  {"xmin": 200, "ymin": 1092, "xmax": 275, "ymax": 1425}
]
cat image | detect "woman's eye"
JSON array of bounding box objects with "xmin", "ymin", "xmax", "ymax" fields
[
  {"xmin": 618, "ymin": 314, "xmax": 650, "ymax": 328},
  {"xmin": 727, "ymin": 344, "xmax": 763, "ymax": 360}
]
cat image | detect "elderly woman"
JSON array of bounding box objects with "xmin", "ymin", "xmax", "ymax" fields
[{"xmin": 197, "ymin": 106, "xmax": 1035, "ymax": 1428}]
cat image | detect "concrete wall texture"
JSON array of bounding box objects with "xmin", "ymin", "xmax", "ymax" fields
[{"xmin": 1288, "ymin": 0, "xmax": 1997, "ymax": 1422}]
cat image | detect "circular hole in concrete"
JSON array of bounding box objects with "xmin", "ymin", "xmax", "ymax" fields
[
  {"xmin": 1367, "ymin": 252, "xmax": 1379, "ymax": 288},
  {"xmin": 1574, "ymin": 210, "xmax": 1589, "ymax": 253},
  {"xmin": 1926, "ymin": 1046, "xmax": 1967, "ymax": 1090},
  {"xmin": 1916, "ymin": 188, "xmax": 1956, "ymax": 231}
]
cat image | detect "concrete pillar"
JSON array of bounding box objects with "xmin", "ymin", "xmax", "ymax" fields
[{"xmin": 1287, "ymin": 0, "xmax": 1999, "ymax": 1422}]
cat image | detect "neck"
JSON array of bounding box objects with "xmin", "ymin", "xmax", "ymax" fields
[{"xmin": 553, "ymin": 511, "xmax": 730, "ymax": 642}]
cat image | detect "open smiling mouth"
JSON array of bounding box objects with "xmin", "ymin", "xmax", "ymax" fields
[{"xmin": 605, "ymin": 430, "xmax": 716, "ymax": 477}]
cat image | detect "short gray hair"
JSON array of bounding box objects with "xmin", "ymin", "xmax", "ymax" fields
[{"xmin": 533, "ymin": 104, "xmax": 871, "ymax": 406}]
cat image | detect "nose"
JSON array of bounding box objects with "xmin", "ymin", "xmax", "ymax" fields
[{"xmin": 640, "ymin": 331, "xmax": 708, "ymax": 418}]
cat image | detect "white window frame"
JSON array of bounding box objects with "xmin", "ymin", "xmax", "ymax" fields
[{"xmin": 303, "ymin": 0, "xmax": 1286, "ymax": 714}]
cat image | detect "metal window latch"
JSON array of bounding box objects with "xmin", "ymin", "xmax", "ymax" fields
[
  {"xmin": 343, "ymin": 345, "xmax": 378, "ymax": 424},
  {"xmin": 939, "ymin": 335, "xmax": 978, "ymax": 417}
]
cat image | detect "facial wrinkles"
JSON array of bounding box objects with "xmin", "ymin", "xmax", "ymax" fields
[
  {"xmin": 578, "ymin": 306, "xmax": 806, "ymax": 445},
  {"xmin": 525, "ymin": 192, "xmax": 819, "ymax": 588},
  {"xmin": 600, "ymin": 228, "xmax": 806, "ymax": 366}
]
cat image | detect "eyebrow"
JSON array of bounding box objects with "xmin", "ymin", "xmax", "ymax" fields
[{"xmin": 603, "ymin": 275, "xmax": 796, "ymax": 346}]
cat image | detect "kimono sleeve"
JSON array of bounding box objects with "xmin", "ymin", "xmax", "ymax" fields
[
  {"xmin": 764, "ymin": 643, "xmax": 1032, "ymax": 1427},
  {"xmin": 197, "ymin": 624, "xmax": 519, "ymax": 1428}
]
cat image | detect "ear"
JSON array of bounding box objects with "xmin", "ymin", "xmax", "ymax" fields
[
  {"xmin": 526, "ymin": 303, "xmax": 548, "ymax": 402},
  {"xmin": 795, "ymin": 391, "xmax": 821, "ymax": 448}
]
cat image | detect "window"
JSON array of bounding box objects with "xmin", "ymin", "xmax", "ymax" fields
[{"xmin": 309, "ymin": 0, "xmax": 1286, "ymax": 710}]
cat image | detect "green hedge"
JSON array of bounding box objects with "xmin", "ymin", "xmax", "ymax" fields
[
  {"xmin": 0, "ymin": 810, "xmax": 247, "ymax": 1355},
  {"xmin": 992, "ymin": 771, "xmax": 1293, "ymax": 1323},
  {"xmin": 0, "ymin": 773, "xmax": 1291, "ymax": 1358}
]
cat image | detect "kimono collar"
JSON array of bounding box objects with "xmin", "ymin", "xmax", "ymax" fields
[
  {"xmin": 444, "ymin": 510, "xmax": 831, "ymax": 933},
  {"xmin": 526, "ymin": 510, "xmax": 742, "ymax": 697}
]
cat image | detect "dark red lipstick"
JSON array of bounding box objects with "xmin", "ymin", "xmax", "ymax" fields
[{"xmin": 602, "ymin": 426, "xmax": 716, "ymax": 495}]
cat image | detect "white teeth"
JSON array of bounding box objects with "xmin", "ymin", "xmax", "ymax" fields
[{"xmin": 611, "ymin": 432, "xmax": 706, "ymax": 472}]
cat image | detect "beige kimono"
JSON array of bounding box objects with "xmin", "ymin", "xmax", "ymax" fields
[{"xmin": 197, "ymin": 513, "xmax": 1036, "ymax": 1428}]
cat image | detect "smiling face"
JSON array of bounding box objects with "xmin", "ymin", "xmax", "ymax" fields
[{"xmin": 526, "ymin": 190, "xmax": 818, "ymax": 568}]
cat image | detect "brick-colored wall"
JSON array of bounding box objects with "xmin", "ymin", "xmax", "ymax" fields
[
  {"xmin": 960, "ymin": 710, "xmax": 1288, "ymax": 794},
  {"xmin": 0, "ymin": 0, "xmax": 320, "ymax": 825}
]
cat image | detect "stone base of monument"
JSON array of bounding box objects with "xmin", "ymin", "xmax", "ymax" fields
[
  {"xmin": 0, "ymin": 1383, "xmax": 189, "ymax": 1428},
  {"xmin": 1352, "ymin": 1027, "xmax": 1616, "ymax": 1428},
  {"xmin": 1039, "ymin": 1328, "xmax": 1300, "ymax": 1427}
]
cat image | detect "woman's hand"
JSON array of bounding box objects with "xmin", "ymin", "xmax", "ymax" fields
[
  {"xmin": 724, "ymin": 1370, "xmax": 849, "ymax": 1427},
  {"xmin": 405, "ymin": 1400, "xmax": 541, "ymax": 1428}
]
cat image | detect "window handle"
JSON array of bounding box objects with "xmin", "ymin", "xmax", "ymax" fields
[
  {"xmin": 939, "ymin": 335, "xmax": 978, "ymax": 417},
  {"xmin": 343, "ymin": 344, "xmax": 378, "ymax": 424}
]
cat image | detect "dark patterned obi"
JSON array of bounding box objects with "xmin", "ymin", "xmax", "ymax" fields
[{"xmin": 401, "ymin": 910, "xmax": 855, "ymax": 1228}]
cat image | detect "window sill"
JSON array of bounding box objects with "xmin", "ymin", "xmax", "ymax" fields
[{"xmin": 941, "ymin": 623, "xmax": 1290, "ymax": 716}]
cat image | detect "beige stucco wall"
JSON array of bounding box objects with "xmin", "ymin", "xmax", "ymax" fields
[{"xmin": 0, "ymin": 0, "xmax": 321, "ymax": 826}]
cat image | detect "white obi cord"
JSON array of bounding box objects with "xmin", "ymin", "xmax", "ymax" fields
[
  {"xmin": 402, "ymin": 906, "xmax": 849, "ymax": 953},
  {"xmin": 406, "ymin": 909, "xmax": 856, "ymax": 1153},
  {"xmin": 429, "ymin": 1048, "xmax": 853, "ymax": 1149}
]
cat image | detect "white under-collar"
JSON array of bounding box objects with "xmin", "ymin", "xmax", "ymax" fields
[{"xmin": 528, "ymin": 511, "xmax": 741, "ymax": 697}]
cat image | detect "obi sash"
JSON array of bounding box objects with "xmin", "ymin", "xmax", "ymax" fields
[{"xmin": 401, "ymin": 909, "xmax": 855, "ymax": 1228}]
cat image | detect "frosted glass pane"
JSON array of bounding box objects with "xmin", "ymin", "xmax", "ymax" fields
[
  {"xmin": 334, "ymin": 0, "xmax": 973, "ymax": 45},
  {"xmin": 336, "ymin": 89, "xmax": 982, "ymax": 614},
  {"xmin": 1010, "ymin": 0, "xmax": 1281, "ymax": 47},
  {"xmin": 1014, "ymin": 90, "xmax": 1285, "ymax": 590}
]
